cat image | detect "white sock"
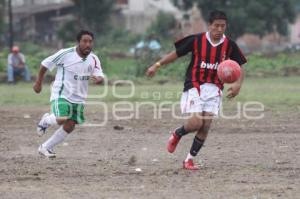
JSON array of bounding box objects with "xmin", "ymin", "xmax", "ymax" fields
[
  {"xmin": 185, "ymin": 153, "xmax": 195, "ymax": 162},
  {"xmin": 44, "ymin": 113, "xmax": 57, "ymax": 126},
  {"xmin": 42, "ymin": 127, "xmax": 68, "ymax": 150}
]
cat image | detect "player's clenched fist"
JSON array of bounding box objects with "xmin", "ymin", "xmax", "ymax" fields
[
  {"xmin": 91, "ymin": 75, "xmax": 103, "ymax": 84},
  {"xmin": 33, "ymin": 81, "xmax": 42, "ymax": 93},
  {"xmin": 146, "ymin": 62, "xmax": 161, "ymax": 77},
  {"xmin": 146, "ymin": 65, "xmax": 156, "ymax": 77}
]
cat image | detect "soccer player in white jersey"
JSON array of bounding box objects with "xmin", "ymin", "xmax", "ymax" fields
[{"xmin": 33, "ymin": 30, "xmax": 104, "ymax": 158}]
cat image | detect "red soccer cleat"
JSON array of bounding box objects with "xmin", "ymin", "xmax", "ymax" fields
[
  {"xmin": 167, "ymin": 132, "xmax": 181, "ymax": 153},
  {"xmin": 183, "ymin": 159, "xmax": 199, "ymax": 170}
]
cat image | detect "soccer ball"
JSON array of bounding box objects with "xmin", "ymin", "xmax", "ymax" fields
[{"xmin": 217, "ymin": 59, "xmax": 241, "ymax": 83}]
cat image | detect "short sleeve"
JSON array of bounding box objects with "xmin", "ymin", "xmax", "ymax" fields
[
  {"xmin": 91, "ymin": 55, "xmax": 105, "ymax": 77},
  {"xmin": 229, "ymin": 41, "xmax": 247, "ymax": 66},
  {"xmin": 41, "ymin": 49, "xmax": 66, "ymax": 71},
  {"xmin": 174, "ymin": 35, "xmax": 195, "ymax": 57}
]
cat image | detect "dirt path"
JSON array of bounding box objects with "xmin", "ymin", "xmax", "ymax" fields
[{"xmin": 0, "ymin": 106, "xmax": 299, "ymax": 199}]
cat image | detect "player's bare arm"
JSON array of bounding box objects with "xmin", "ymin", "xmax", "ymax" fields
[
  {"xmin": 146, "ymin": 51, "xmax": 178, "ymax": 77},
  {"xmin": 33, "ymin": 65, "xmax": 48, "ymax": 93},
  {"xmin": 227, "ymin": 66, "xmax": 245, "ymax": 99}
]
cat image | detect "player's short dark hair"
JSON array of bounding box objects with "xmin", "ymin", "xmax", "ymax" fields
[
  {"xmin": 76, "ymin": 30, "xmax": 94, "ymax": 42},
  {"xmin": 209, "ymin": 10, "xmax": 227, "ymax": 24}
]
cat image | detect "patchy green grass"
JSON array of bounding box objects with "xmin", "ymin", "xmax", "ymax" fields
[{"xmin": 0, "ymin": 77, "xmax": 299, "ymax": 112}]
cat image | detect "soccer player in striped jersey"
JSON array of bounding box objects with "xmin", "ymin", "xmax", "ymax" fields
[
  {"xmin": 33, "ymin": 30, "xmax": 105, "ymax": 158},
  {"xmin": 146, "ymin": 10, "xmax": 247, "ymax": 170}
]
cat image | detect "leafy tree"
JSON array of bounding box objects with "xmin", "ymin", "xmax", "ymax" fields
[
  {"xmin": 71, "ymin": 0, "xmax": 113, "ymax": 33},
  {"xmin": 173, "ymin": 0, "xmax": 296, "ymax": 40},
  {"xmin": 0, "ymin": 0, "xmax": 5, "ymax": 34},
  {"xmin": 57, "ymin": 20, "xmax": 78, "ymax": 42},
  {"xmin": 172, "ymin": 0, "xmax": 194, "ymax": 11},
  {"xmin": 148, "ymin": 11, "xmax": 176, "ymax": 38}
]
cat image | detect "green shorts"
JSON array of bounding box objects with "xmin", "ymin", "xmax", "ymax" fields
[{"xmin": 51, "ymin": 98, "xmax": 85, "ymax": 124}]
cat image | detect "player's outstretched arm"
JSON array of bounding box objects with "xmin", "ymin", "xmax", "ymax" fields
[
  {"xmin": 146, "ymin": 51, "xmax": 178, "ymax": 77},
  {"xmin": 33, "ymin": 65, "xmax": 48, "ymax": 93}
]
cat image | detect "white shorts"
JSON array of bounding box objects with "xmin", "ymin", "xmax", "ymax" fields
[{"xmin": 180, "ymin": 83, "xmax": 222, "ymax": 115}]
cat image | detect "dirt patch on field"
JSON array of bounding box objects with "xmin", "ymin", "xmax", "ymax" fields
[{"xmin": 0, "ymin": 106, "xmax": 299, "ymax": 199}]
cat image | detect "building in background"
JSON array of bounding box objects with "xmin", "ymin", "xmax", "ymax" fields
[
  {"xmin": 5, "ymin": 0, "xmax": 300, "ymax": 53},
  {"xmin": 10, "ymin": 0, "xmax": 183, "ymax": 43},
  {"xmin": 10, "ymin": 0, "xmax": 74, "ymax": 43},
  {"xmin": 289, "ymin": 4, "xmax": 300, "ymax": 44},
  {"xmin": 114, "ymin": 0, "xmax": 182, "ymax": 34},
  {"xmin": 175, "ymin": 4, "xmax": 206, "ymax": 40}
]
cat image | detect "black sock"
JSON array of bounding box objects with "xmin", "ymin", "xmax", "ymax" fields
[
  {"xmin": 175, "ymin": 126, "xmax": 189, "ymax": 137},
  {"xmin": 190, "ymin": 136, "xmax": 205, "ymax": 156}
]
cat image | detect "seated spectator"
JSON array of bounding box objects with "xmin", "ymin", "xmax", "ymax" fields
[
  {"xmin": 148, "ymin": 35, "xmax": 161, "ymax": 51},
  {"xmin": 130, "ymin": 35, "xmax": 161, "ymax": 58},
  {"xmin": 7, "ymin": 46, "xmax": 31, "ymax": 83}
]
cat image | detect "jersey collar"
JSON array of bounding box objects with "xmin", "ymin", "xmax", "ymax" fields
[{"xmin": 206, "ymin": 32, "xmax": 226, "ymax": 47}]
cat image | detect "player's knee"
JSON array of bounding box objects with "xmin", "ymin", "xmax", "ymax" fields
[
  {"xmin": 195, "ymin": 119, "xmax": 204, "ymax": 130},
  {"xmin": 192, "ymin": 118, "xmax": 203, "ymax": 130},
  {"xmin": 63, "ymin": 125, "xmax": 75, "ymax": 133},
  {"xmin": 56, "ymin": 116, "xmax": 69, "ymax": 125},
  {"xmin": 57, "ymin": 120, "xmax": 64, "ymax": 125},
  {"xmin": 188, "ymin": 122, "xmax": 203, "ymax": 132},
  {"xmin": 63, "ymin": 120, "xmax": 76, "ymax": 133}
]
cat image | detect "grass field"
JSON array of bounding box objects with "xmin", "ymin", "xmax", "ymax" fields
[{"xmin": 1, "ymin": 76, "xmax": 299, "ymax": 111}]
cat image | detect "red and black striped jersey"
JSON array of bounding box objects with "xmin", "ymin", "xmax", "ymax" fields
[{"xmin": 175, "ymin": 32, "xmax": 247, "ymax": 91}]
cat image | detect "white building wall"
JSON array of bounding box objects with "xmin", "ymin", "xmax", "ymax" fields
[
  {"xmin": 290, "ymin": 14, "xmax": 300, "ymax": 43},
  {"xmin": 123, "ymin": 0, "xmax": 181, "ymax": 34},
  {"xmin": 128, "ymin": 0, "xmax": 146, "ymax": 12},
  {"xmin": 12, "ymin": 0, "xmax": 70, "ymax": 6}
]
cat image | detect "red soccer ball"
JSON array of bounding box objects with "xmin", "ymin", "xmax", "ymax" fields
[{"xmin": 217, "ymin": 59, "xmax": 241, "ymax": 83}]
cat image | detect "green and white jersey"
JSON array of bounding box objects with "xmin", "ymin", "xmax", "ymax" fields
[{"xmin": 41, "ymin": 47, "xmax": 104, "ymax": 104}]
